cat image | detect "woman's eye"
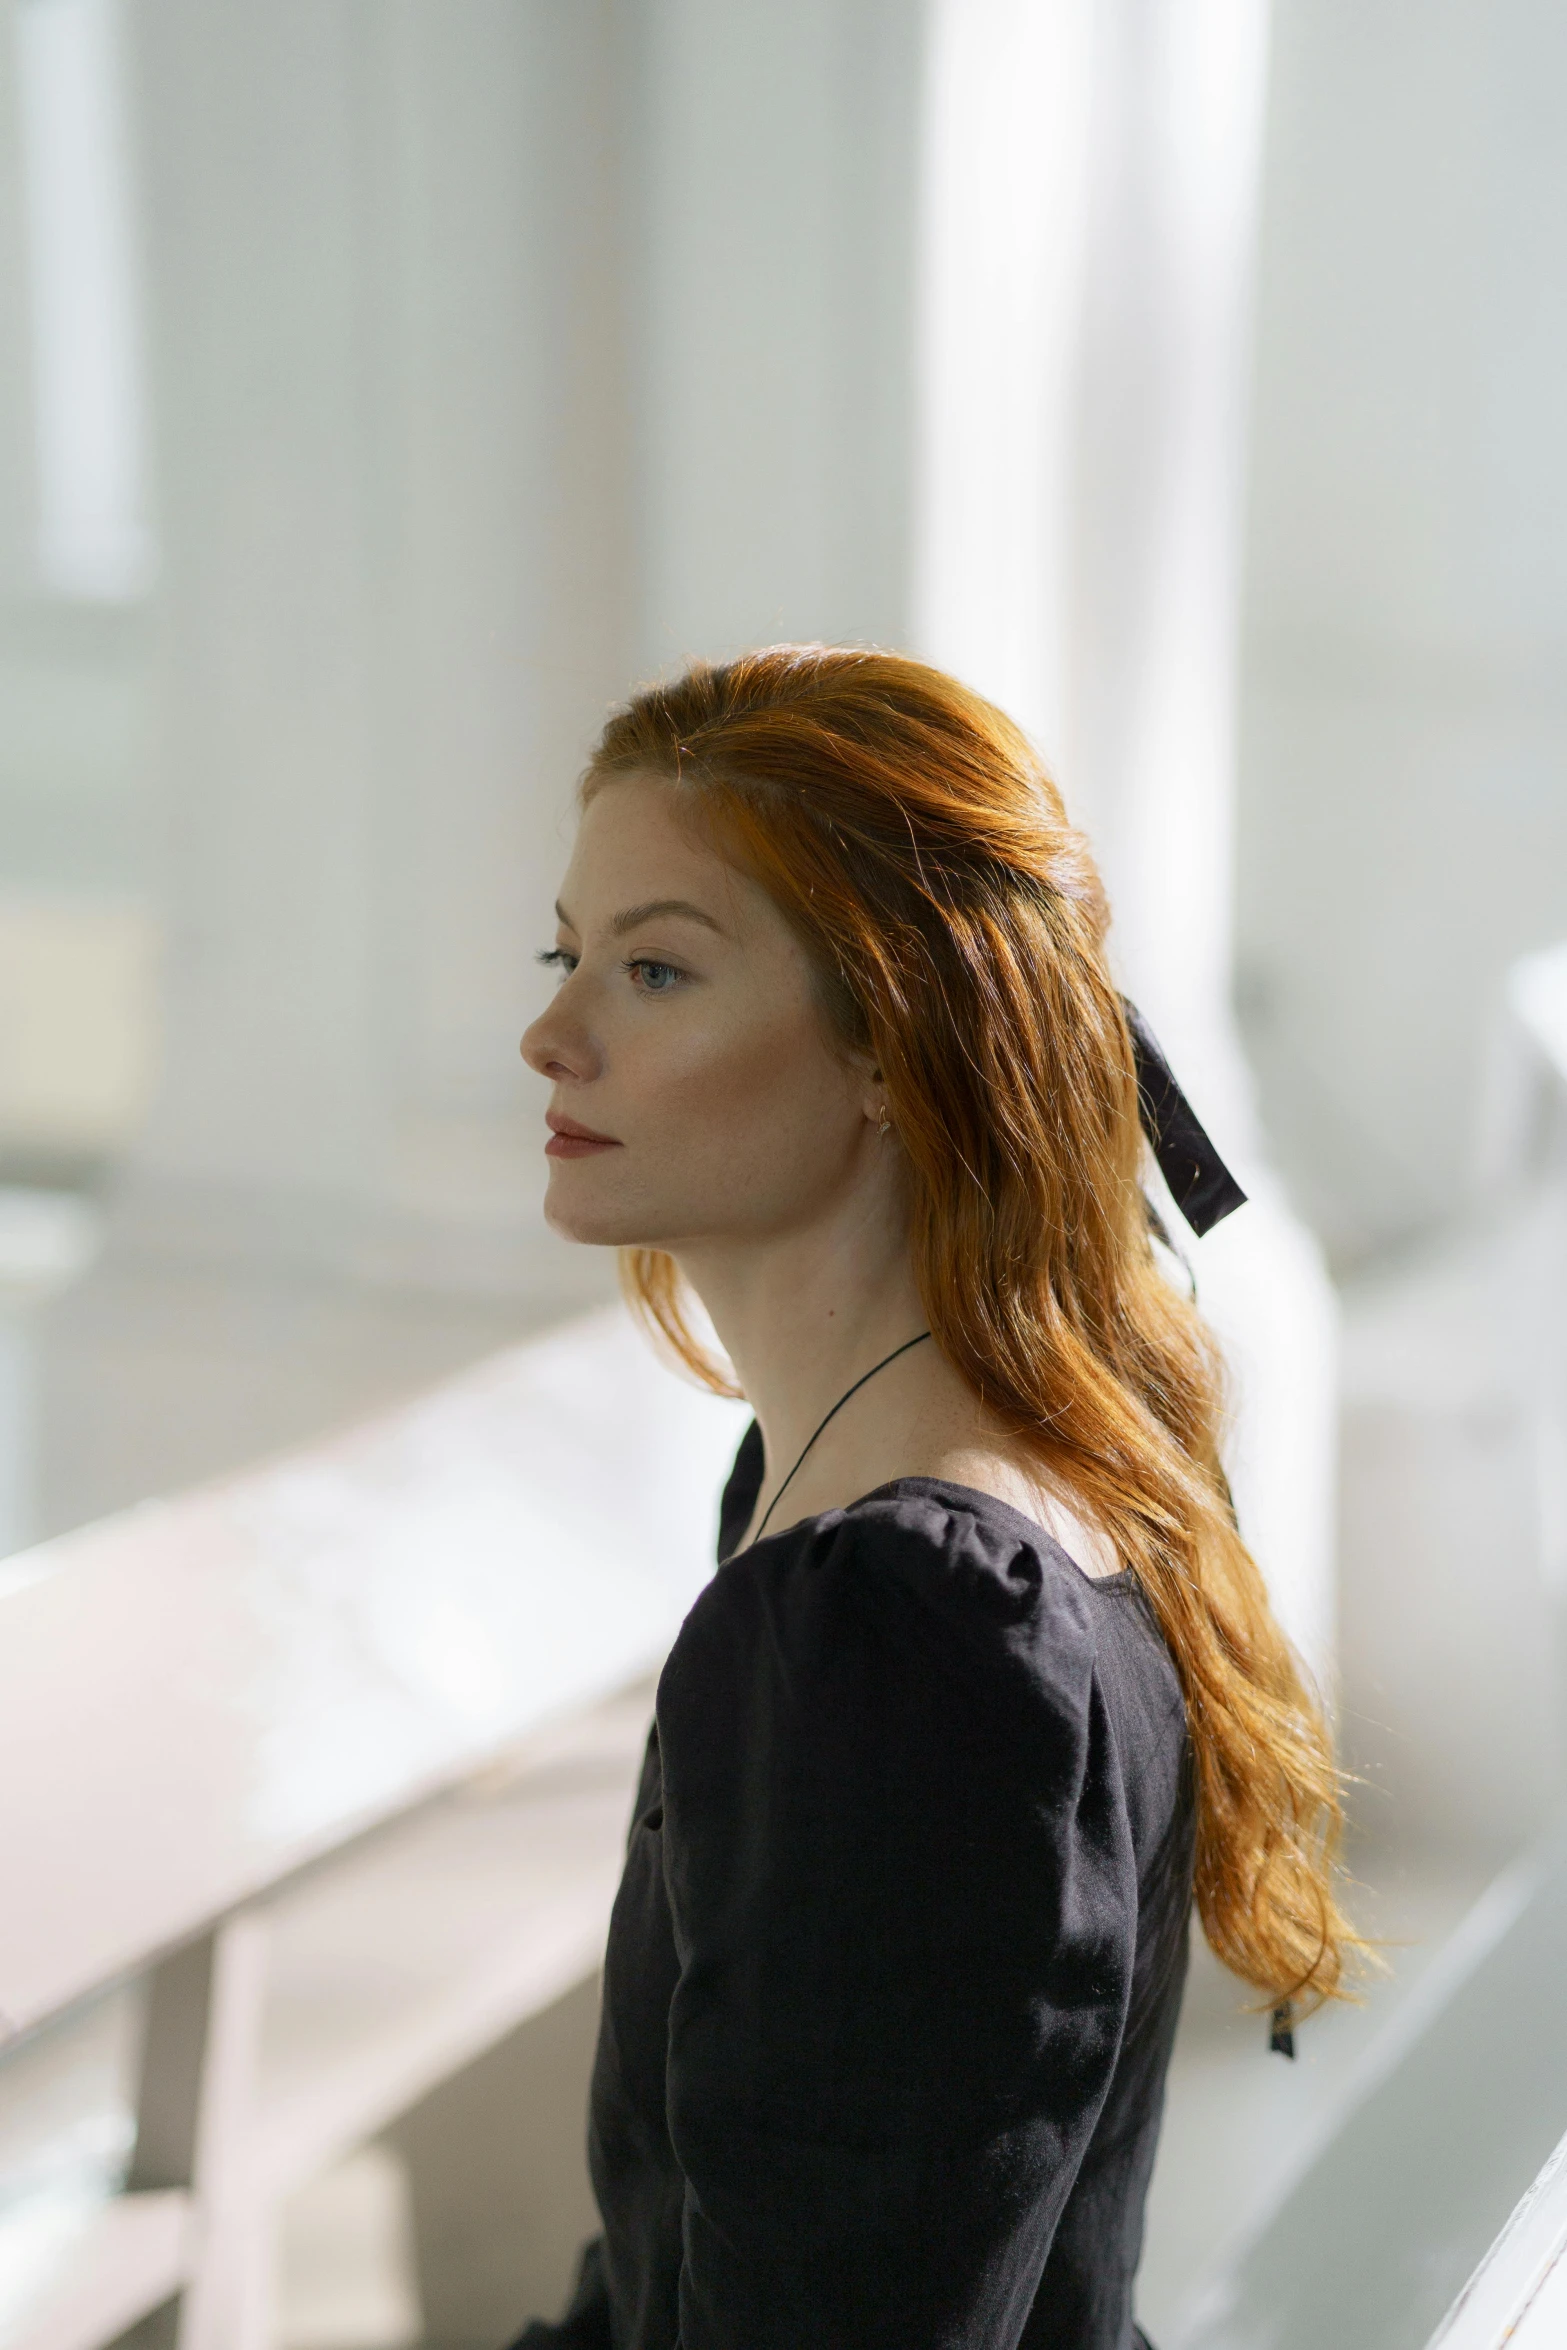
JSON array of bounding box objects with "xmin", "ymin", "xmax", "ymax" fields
[
  {"xmin": 536, "ymin": 947, "xmax": 578, "ymax": 978},
  {"xmin": 626, "ymin": 958, "xmax": 683, "ymax": 994}
]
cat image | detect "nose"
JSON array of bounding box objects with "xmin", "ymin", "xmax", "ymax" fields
[{"xmin": 521, "ymin": 986, "xmax": 600, "ymax": 1084}]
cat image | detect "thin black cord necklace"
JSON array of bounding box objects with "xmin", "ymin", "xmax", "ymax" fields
[{"xmin": 751, "ymin": 1331, "xmax": 933, "ymax": 1544}]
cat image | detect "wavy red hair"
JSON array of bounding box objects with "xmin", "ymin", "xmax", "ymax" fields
[{"xmin": 585, "ymin": 643, "xmax": 1358, "ymax": 2012}]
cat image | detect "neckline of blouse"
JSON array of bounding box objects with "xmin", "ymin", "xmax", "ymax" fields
[{"xmin": 729, "ymin": 1472, "xmax": 1140, "ymax": 1595}]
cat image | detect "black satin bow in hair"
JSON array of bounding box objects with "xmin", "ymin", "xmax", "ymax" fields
[{"xmin": 1122, "ymin": 1000, "xmax": 1247, "ymax": 1238}]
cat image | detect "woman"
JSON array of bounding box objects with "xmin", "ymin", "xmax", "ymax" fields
[{"xmin": 513, "ymin": 646, "xmax": 1355, "ymax": 2350}]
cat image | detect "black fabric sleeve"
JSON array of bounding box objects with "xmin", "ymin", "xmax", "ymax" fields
[{"xmin": 655, "ymin": 1501, "xmax": 1140, "ymax": 2350}]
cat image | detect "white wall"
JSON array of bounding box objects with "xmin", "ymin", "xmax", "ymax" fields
[
  {"xmin": 116, "ymin": 0, "xmax": 639, "ymax": 1298},
  {"xmin": 632, "ymin": 0, "xmax": 920, "ymax": 668},
  {"xmin": 1238, "ymin": 0, "xmax": 1567, "ymax": 1264},
  {"xmin": 73, "ymin": 0, "xmax": 923, "ymax": 1298},
  {"xmin": 0, "ymin": 0, "xmax": 159, "ymax": 1175}
]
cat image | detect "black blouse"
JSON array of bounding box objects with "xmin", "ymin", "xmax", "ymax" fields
[{"xmin": 516, "ymin": 1422, "xmax": 1194, "ymax": 2350}]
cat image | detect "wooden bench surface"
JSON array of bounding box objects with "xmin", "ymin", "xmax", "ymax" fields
[{"xmin": 0, "ymin": 1306, "xmax": 747, "ymax": 2043}]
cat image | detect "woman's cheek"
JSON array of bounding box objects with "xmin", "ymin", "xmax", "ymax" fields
[{"xmin": 649, "ymin": 1005, "xmax": 803, "ymax": 1129}]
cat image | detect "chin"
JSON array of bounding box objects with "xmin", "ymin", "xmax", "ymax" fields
[
  {"xmin": 543, "ymin": 1172, "xmax": 657, "ymax": 1250},
  {"xmin": 543, "ymin": 1201, "xmax": 628, "ymax": 1248}
]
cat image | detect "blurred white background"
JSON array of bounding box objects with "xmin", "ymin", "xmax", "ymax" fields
[{"xmin": 1, "ymin": 3, "xmax": 1566, "ymax": 2346}]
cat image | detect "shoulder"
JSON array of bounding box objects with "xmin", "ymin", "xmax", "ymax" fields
[
  {"xmin": 656, "ymin": 1490, "xmax": 1156, "ymax": 1981},
  {"xmin": 664, "ymin": 1485, "xmax": 1118, "ymax": 1782},
  {"xmin": 702, "ymin": 1479, "xmax": 1102, "ymax": 1640}
]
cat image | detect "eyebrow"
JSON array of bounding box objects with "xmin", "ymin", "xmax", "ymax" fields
[{"xmin": 554, "ymin": 897, "xmax": 726, "ymax": 939}]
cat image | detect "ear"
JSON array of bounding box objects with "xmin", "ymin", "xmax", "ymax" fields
[{"xmin": 861, "ymin": 1068, "xmax": 894, "ymax": 1139}]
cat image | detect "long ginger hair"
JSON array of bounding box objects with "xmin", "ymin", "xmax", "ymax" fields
[{"xmin": 585, "ymin": 642, "xmax": 1357, "ymax": 2014}]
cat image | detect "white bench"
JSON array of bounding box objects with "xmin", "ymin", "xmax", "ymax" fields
[
  {"xmin": 1418, "ymin": 939, "xmax": 1567, "ymax": 2348},
  {"xmin": 1430, "ymin": 2125, "xmax": 1567, "ymax": 2349},
  {"xmin": 1166, "ymin": 1827, "xmax": 1567, "ymax": 2350},
  {"xmin": 1168, "ymin": 941, "xmax": 1567, "ymax": 2349},
  {"xmin": 0, "ymin": 1305, "xmax": 748, "ymax": 2350}
]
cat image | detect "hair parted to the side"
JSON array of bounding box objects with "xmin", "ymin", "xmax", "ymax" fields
[{"xmin": 585, "ymin": 642, "xmax": 1362, "ymax": 2014}]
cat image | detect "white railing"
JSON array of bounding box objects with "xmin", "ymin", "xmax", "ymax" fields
[
  {"xmin": 0, "ymin": 1305, "xmax": 746, "ymax": 2349},
  {"xmin": 1429, "ymin": 2127, "xmax": 1567, "ymax": 2349},
  {"xmin": 1167, "ymin": 943, "xmax": 1567, "ymax": 2348},
  {"xmin": 1422, "ymin": 942, "xmax": 1567, "ymax": 2346}
]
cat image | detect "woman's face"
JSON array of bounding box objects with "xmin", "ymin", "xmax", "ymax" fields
[{"xmin": 521, "ymin": 775, "xmax": 881, "ymax": 1252}]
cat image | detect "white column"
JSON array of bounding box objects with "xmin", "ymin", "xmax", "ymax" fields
[
  {"xmin": 117, "ymin": 0, "xmax": 635, "ymax": 1302},
  {"xmin": 914, "ymin": 0, "xmax": 1337, "ymax": 1681},
  {"xmin": 632, "ymin": 0, "xmax": 923, "ymax": 668},
  {"xmin": 0, "ymin": 1187, "xmax": 100, "ymax": 1561}
]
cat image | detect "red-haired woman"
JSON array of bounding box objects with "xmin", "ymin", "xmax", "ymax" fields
[{"xmin": 513, "ymin": 647, "xmax": 1357, "ymax": 2350}]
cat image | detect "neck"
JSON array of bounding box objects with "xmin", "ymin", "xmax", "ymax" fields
[{"xmin": 674, "ymin": 1191, "xmax": 927, "ymax": 1485}]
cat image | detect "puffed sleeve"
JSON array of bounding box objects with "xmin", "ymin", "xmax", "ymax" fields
[{"xmin": 655, "ymin": 1496, "xmax": 1139, "ymax": 2350}]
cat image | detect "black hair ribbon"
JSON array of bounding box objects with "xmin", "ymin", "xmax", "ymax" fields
[{"xmin": 1122, "ymin": 1000, "xmax": 1247, "ymax": 1238}]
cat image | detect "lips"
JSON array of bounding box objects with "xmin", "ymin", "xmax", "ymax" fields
[{"xmin": 545, "ymin": 1110, "xmax": 622, "ymax": 1160}]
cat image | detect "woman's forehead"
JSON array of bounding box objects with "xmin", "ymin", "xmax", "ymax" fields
[{"xmin": 564, "ymin": 778, "xmax": 784, "ymax": 945}]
